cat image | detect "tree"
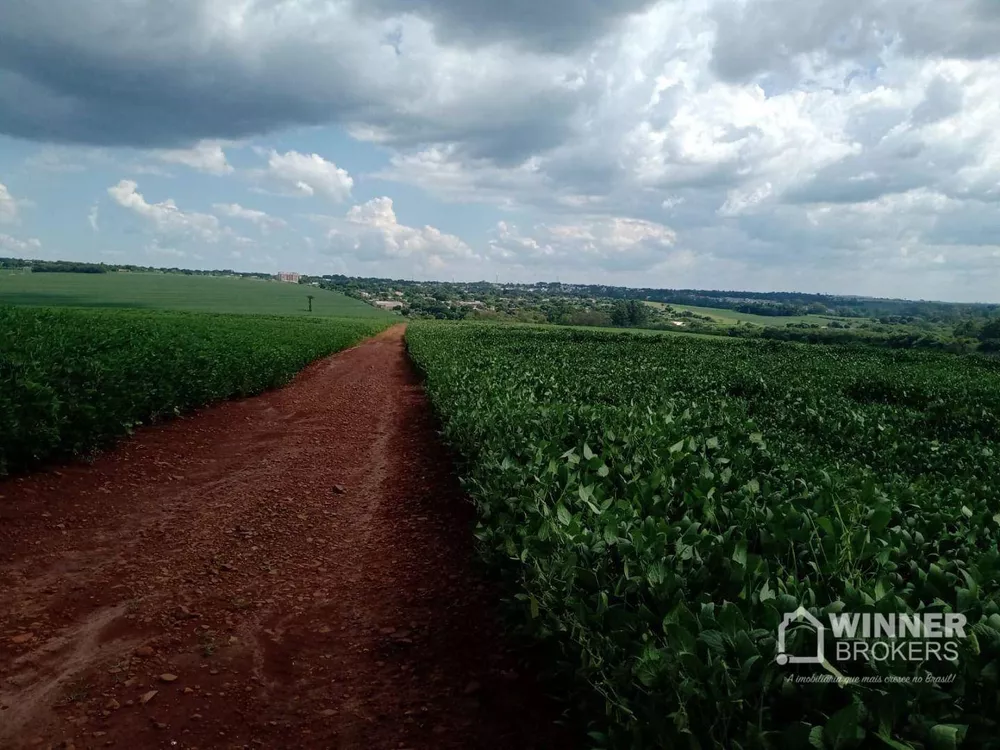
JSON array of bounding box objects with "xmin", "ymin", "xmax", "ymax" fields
[
  {"xmin": 608, "ymin": 300, "xmax": 651, "ymax": 327},
  {"xmin": 609, "ymin": 300, "xmax": 651, "ymax": 327},
  {"xmin": 545, "ymin": 300, "xmax": 571, "ymax": 324},
  {"xmin": 610, "ymin": 300, "xmax": 630, "ymax": 327},
  {"xmin": 980, "ymin": 318, "xmax": 1000, "ymax": 340},
  {"xmin": 626, "ymin": 300, "xmax": 650, "ymax": 327}
]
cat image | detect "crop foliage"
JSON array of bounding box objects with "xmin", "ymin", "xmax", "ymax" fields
[
  {"xmin": 407, "ymin": 322, "xmax": 1000, "ymax": 749},
  {"xmin": 0, "ymin": 307, "xmax": 388, "ymax": 475}
]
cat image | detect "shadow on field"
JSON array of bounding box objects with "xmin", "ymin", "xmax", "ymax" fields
[{"xmin": 0, "ymin": 292, "xmax": 157, "ymax": 309}]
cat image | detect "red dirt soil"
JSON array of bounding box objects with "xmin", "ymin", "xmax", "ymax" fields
[{"xmin": 0, "ymin": 325, "xmax": 572, "ymax": 750}]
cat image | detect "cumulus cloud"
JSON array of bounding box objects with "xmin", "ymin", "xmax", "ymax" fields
[
  {"xmin": 0, "ymin": 182, "xmax": 18, "ymax": 223},
  {"xmin": 156, "ymin": 141, "xmax": 233, "ymax": 175},
  {"xmin": 0, "ymin": 233, "xmax": 41, "ymax": 253},
  {"xmin": 488, "ymin": 216, "xmax": 679, "ymax": 271},
  {"xmin": 709, "ymin": 0, "xmax": 1000, "ymax": 84},
  {"xmin": 5, "ymin": 0, "xmax": 1000, "ymax": 298},
  {"xmin": 107, "ymin": 179, "xmax": 223, "ymax": 241},
  {"xmin": 324, "ymin": 196, "xmax": 474, "ymax": 269},
  {"xmin": 213, "ymin": 203, "xmax": 287, "ymax": 232},
  {"xmin": 367, "ymin": 0, "xmax": 1000, "ymax": 299},
  {"xmin": 377, "ymin": 146, "xmax": 548, "ymax": 209},
  {"xmin": 88, "ymin": 204, "xmax": 99, "ymax": 231},
  {"xmin": 0, "ymin": 0, "xmax": 582, "ymax": 163},
  {"xmin": 260, "ymin": 151, "xmax": 354, "ymax": 202}
]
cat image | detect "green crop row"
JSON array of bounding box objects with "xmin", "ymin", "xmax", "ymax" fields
[
  {"xmin": 406, "ymin": 322, "xmax": 1000, "ymax": 750},
  {"xmin": 0, "ymin": 306, "xmax": 389, "ymax": 475}
]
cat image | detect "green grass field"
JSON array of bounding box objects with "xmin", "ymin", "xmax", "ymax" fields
[
  {"xmin": 646, "ymin": 301, "xmax": 861, "ymax": 327},
  {"xmin": 0, "ymin": 272, "xmax": 390, "ymax": 319}
]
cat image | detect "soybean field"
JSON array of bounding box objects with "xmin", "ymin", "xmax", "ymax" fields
[
  {"xmin": 406, "ymin": 322, "xmax": 1000, "ymax": 749},
  {"xmin": 0, "ymin": 306, "xmax": 389, "ymax": 475}
]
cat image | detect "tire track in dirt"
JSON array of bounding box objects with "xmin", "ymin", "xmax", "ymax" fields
[{"xmin": 0, "ymin": 325, "xmax": 571, "ymax": 750}]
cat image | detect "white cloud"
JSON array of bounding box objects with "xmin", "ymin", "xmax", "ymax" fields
[
  {"xmin": 0, "ymin": 180, "xmax": 35, "ymax": 224},
  {"xmin": 358, "ymin": 0, "xmax": 1000, "ymax": 299},
  {"xmin": 488, "ymin": 216, "xmax": 678, "ymax": 271},
  {"xmin": 0, "ymin": 181, "xmax": 18, "ymax": 223},
  {"xmin": 212, "ymin": 203, "xmax": 287, "ymax": 232},
  {"xmin": 377, "ymin": 145, "xmax": 547, "ymax": 209},
  {"xmin": 0, "ymin": 233, "xmax": 41, "ymax": 253},
  {"xmin": 87, "ymin": 204, "xmax": 99, "ymax": 232},
  {"xmin": 107, "ymin": 179, "xmax": 224, "ymax": 241},
  {"xmin": 156, "ymin": 141, "xmax": 233, "ymax": 175},
  {"xmin": 325, "ymin": 196, "xmax": 474, "ymax": 269},
  {"xmin": 5, "ymin": 1, "xmax": 1000, "ymax": 298},
  {"xmin": 261, "ymin": 150, "xmax": 353, "ymax": 202},
  {"xmin": 0, "ymin": 1, "xmax": 586, "ymax": 162}
]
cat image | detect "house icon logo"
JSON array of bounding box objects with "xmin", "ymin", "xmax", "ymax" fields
[{"xmin": 776, "ymin": 606, "xmax": 825, "ymax": 665}]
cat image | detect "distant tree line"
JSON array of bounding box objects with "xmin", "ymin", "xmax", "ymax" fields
[
  {"xmin": 32, "ymin": 260, "xmax": 107, "ymax": 273},
  {"xmin": 0, "ymin": 256, "xmax": 274, "ymax": 280},
  {"xmin": 726, "ymin": 325, "xmax": 989, "ymax": 354},
  {"xmin": 0, "ymin": 258, "xmax": 108, "ymax": 273},
  {"xmin": 0, "ymin": 257, "xmax": 36, "ymax": 270}
]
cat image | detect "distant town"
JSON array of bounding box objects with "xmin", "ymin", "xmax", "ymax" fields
[{"xmin": 299, "ymin": 272, "xmax": 1000, "ymax": 354}]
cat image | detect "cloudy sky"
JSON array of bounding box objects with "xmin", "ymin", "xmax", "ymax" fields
[{"xmin": 1, "ymin": 0, "xmax": 999, "ymax": 301}]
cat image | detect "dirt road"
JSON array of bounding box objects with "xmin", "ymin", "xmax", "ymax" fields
[{"xmin": 0, "ymin": 326, "xmax": 569, "ymax": 749}]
